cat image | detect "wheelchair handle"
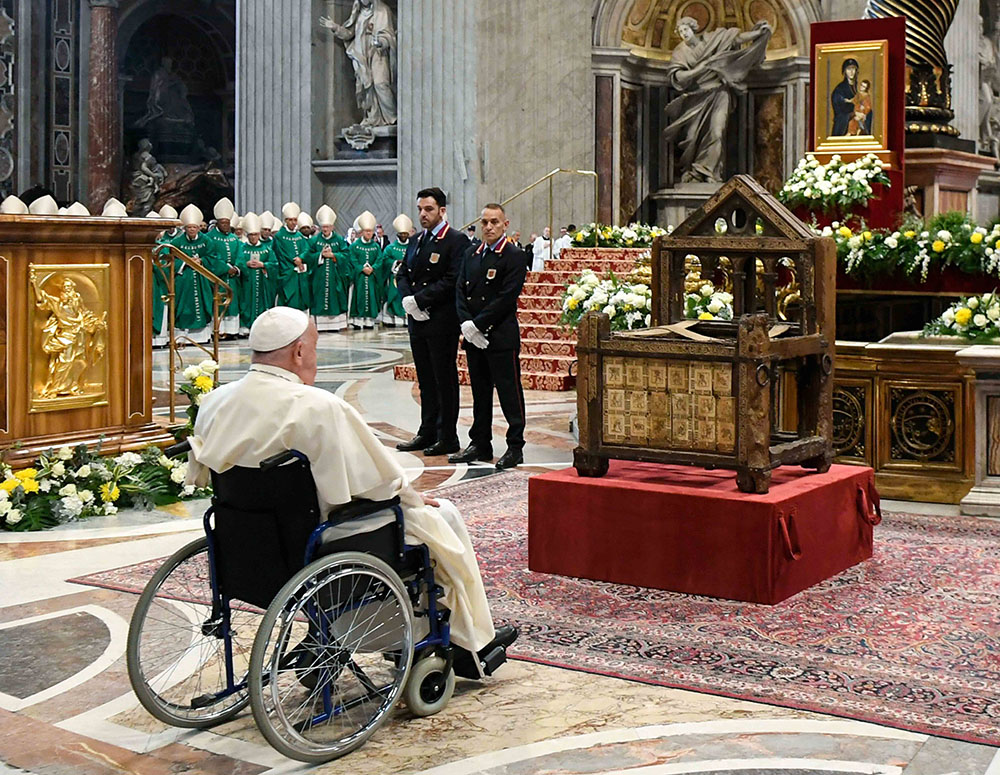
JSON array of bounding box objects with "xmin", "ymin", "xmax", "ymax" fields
[
  {"xmin": 260, "ymin": 449, "xmax": 306, "ymax": 471},
  {"xmin": 164, "ymin": 439, "xmax": 191, "ymax": 458}
]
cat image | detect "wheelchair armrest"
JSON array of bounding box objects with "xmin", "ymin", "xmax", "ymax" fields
[
  {"xmin": 260, "ymin": 450, "xmax": 307, "ymax": 471},
  {"xmin": 164, "ymin": 439, "xmax": 191, "ymax": 458},
  {"xmin": 326, "ymin": 496, "xmax": 402, "ymax": 525}
]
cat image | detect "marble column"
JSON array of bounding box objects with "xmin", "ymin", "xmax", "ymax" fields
[
  {"xmin": 944, "ymin": 0, "xmax": 979, "ymax": 141},
  {"xmin": 87, "ymin": 0, "xmax": 119, "ymax": 212},
  {"xmin": 236, "ymin": 0, "xmax": 314, "ymax": 214}
]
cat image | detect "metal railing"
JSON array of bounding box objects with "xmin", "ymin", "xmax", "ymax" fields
[
  {"xmin": 153, "ymin": 243, "xmax": 234, "ymax": 424},
  {"xmin": 461, "ymin": 168, "xmax": 599, "ymax": 248}
]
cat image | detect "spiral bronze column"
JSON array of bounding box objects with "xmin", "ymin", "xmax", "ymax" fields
[{"xmin": 864, "ymin": 0, "xmax": 961, "ymax": 138}]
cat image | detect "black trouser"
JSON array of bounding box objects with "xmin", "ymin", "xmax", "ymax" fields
[
  {"xmin": 465, "ymin": 345, "xmax": 525, "ymax": 453},
  {"xmin": 411, "ymin": 333, "xmax": 460, "ymax": 444}
]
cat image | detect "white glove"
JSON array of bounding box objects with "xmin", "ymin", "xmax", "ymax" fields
[
  {"xmin": 403, "ymin": 295, "xmax": 430, "ymax": 321},
  {"xmin": 461, "ymin": 320, "xmax": 489, "ymax": 349}
]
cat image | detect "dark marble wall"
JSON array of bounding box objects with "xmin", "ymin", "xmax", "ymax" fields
[
  {"xmin": 595, "ymin": 75, "xmax": 614, "ymax": 225},
  {"xmin": 752, "ymin": 91, "xmax": 785, "ymax": 195},
  {"xmin": 0, "ymin": 0, "xmax": 14, "ymax": 199},
  {"xmin": 619, "ymin": 85, "xmax": 639, "ymax": 222},
  {"xmin": 48, "ymin": 0, "xmax": 76, "ymax": 202}
]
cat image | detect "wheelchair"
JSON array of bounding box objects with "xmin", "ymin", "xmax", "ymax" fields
[{"xmin": 126, "ymin": 444, "xmax": 463, "ymax": 763}]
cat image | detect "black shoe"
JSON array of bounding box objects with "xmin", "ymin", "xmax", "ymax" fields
[
  {"xmin": 423, "ymin": 440, "xmax": 460, "ymax": 456},
  {"xmin": 484, "ymin": 624, "xmax": 519, "ymax": 655},
  {"xmin": 452, "ymin": 624, "xmax": 520, "ymax": 679},
  {"xmin": 448, "ymin": 444, "xmax": 493, "ymax": 464},
  {"xmin": 397, "ymin": 434, "xmax": 436, "ymax": 452},
  {"xmin": 495, "ymin": 449, "xmax": 524, "ymax": 470}
]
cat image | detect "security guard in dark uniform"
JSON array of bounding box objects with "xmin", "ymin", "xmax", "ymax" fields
[
  {"xmin": 449, "ymin": 203, "xmax": 528, "ymax": 470},
  {"xmin": 395, "ymin": 187, "xmax": 470, "ymax": 457}
]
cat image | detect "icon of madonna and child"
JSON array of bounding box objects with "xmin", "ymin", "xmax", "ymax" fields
[{"xmin": 831, "ymin": 57, "xmax": 873, "ymax": 137}]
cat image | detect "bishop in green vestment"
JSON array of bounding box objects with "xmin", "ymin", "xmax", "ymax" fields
[
  {"xmin": 170, "ymin": 205, "xmax": 217, "ymax": 343},
  {"xmin": 378, "ymin": 213, "xmax": 413, "ymax": 326},
  {"xmin": 235, "ymin": 212, "xmax": 277, "ymax": 330},
  {"xmin": 271, "ymin": 202, "xmax": 312, "ymax": 310},
  {"xmin": 204, "ymin": 198, "xmax": 242, "ymax": 335},
  {"xmin": 348, "ymin": 210, "xmax": 383, "ymax": 328},
  {"xmin": 308, "ymin": 204, "xmax": 351, "ymax": 331}
]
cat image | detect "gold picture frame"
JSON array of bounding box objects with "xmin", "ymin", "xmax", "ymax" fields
[
  {"xmin": 813, "ymin": 39, "xmax": 889, "ymax": 154},
  {"xmin": 28, "ymin": 263, "xmax": 110, "ymax": 413}
]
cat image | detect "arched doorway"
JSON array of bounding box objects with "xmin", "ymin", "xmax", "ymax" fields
[
  {"xmin": 592, "ymin": 0, "xmax": 820, "ymax": 225},
  {"xmin": 117, "ymin": 1, "xmax": 235, "ymax": 214}
]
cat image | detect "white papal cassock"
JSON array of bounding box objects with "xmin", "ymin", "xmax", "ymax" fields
[{"xmin": 185, "ymin": 363, "xmax": 496, "ymax": 652}]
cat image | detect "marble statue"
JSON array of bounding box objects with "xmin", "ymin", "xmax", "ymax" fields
[
  {"xmin": 126, "ymin": 139, "xmax": 167, "ymax": 215},
  {"xmin": 136, "ymin": 57, "xmax": 196, "ymax": 130},
  {"xmin": 663, "ymin": 17, "xmax": 772, "ymax": 183},
  {"xmin": 979, "ymin": 18, "xmax": 1000, "ymax": 161},
  {"xmin": 320, "ymin": 0, "xmax": 397, "ymax": 129}
]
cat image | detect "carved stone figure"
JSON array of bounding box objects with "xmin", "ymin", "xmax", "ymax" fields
[
  {"xmin": 320, "ymin": 0, "xmax": 397, "ymax": 128},
  {"xmin": 126, "ymin": 138, "xmax": 167, "ymax": 214},
  {"xmin": 979, "ymin": 17, "xmax": 1000, "ymax": 160},
  {"xmin": 30, "ymin": 270, "xmax": 107, "ymax": 399},
  {"xmin": 136, "ymin": 57, "xmax": 196, "ymax": 129},
  {"xmin": 663, "ymin": 17, "xmax": 772, "ymax": 184}
]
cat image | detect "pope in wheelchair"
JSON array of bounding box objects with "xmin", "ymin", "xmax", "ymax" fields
[{"xmin": 126, "ymin": 307, "xmax": 517, "ymax": 763}]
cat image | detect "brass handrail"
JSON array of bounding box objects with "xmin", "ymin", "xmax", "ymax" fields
[
  {"xmin": 153, "ymin": 242, "xmax": 234, "ymax": 424},
  {"xmin": 461, "ymin": 168, "xmax": 599, "ymax": 251}
]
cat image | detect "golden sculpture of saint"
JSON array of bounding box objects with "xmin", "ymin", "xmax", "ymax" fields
[{"xmin": 30, "ymin": 269, "xmax": 107, "ymax": 399}]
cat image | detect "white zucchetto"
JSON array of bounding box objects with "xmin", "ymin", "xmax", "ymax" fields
[{"xmin": 249, "ymin": 307, "xmax": 310, "ymax": 352}]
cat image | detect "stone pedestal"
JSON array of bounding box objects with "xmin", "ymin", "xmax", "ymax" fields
[
  {"xmin": 650, "ymin": 183, "xmax": 716, "ymax": 229},
  {"xmin": 86, "ymin": 0, "xmax": 120, "ymax": 212},
  {"xmin": 904, "ymin": 148, "xmax": 996, "ymax": 217},
  {"xmin": 957, "ymin": 345, "xmax": 1000, "ymax": 517}
]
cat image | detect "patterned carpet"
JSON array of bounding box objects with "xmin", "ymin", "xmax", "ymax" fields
[{"xmin": 72, "ymin": 471, "xmax": 1000, "ymax": 745}]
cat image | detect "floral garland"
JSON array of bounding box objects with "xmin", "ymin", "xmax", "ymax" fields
[
  {"xmin": 823, "ymin": 213, "xmax": 1000, "ymax": 283},
  {"xmin": 922, "ymin": 292, "xmax": 1000, "ymax": 343},
  {"xmin": 0, "ymin": 444, "xmax": 207, "ymax": 532},
  {"xmin": 571, "ymin": 222, "xmax": 669, "ymax": 249},
  {"xmin": 560, "ymin": 270, "xmax": 652, "ymax": 330},
  {"xmin": 778, "ymin": 153, "xmax": 890, "ymax": 212}
]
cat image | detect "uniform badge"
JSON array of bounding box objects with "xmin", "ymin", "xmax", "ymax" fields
[
  {"xmin": 429, "ymin": 252, "xmax": 440, "ymax": 264},
  {"xmin": 486, "ymin": 268, "xmax": 497, "ymax": 280}
]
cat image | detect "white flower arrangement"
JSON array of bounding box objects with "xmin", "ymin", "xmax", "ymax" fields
[
  {"xmin": 571, "ymin": 222, "xmax": 670, "ymax": 248},
  {"xmin": 924, "ymin": 292, "xmax": 1000, "ymax": 343},
  {"xmin": 779, "ymin": 153, "xmax": 889, "ymax": 212},
  {"xmin": 560, "ymin": 269, "xmax": 653, "ymax": 331}
]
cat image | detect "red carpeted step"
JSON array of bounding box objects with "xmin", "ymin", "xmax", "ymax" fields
[
  {"xmin": 517, "ymin": 309, "xmax": 562, "ymax": 326},
  {"xmin": 518, "ymin": 294, "xmax": 565, "ymax": 311},
  {"xmin": 393, "ymin": 362, "xmax": 575, "ymax": 391},
  {"xmin": 522, "ymin": 281, "xmax": 568, "ymax": 296},
  {"xmin": 519, "ymin": 323, "xmax": 574, "ymax": 341},
  {"xmin": 455, "ymin": 350, "xmax": 574, "ymax": 376},
  {"xmin": 521, "ymin": 338, "xmax": 576, "ymax": 357}
]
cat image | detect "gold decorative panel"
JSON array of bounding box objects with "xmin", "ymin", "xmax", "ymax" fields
[
  {"xmin": 29, "ymin": 264, "xmax": 110, "ymax": 413},
  {"xmin": 887, "ymin": 386, "xmax": 956, "ymax": 466},
  {"xmin": 602, "ymin": 356, "xmax": 734, "ymax": 452}
]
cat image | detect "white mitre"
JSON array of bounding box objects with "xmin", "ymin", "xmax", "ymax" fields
[
  {"xmin": 392, "ymin": 213, "xmax": 414, "ymax": 234},
  {"xmin": 249, "ymin": 307, "xmax": 309, "ymax": 352},
  {"xmin": 0, "ymin": 195, "xmax": 27, "ymax": 214},
  {"xmin": 29, "ymin": 195, "xmax": 59, "ymax": 215},
  {"xmin": 159, "ymin": 204, "xmax": 178, "ymax": 219},
  {"xmin": 232, "ymin": 214, "xmax": 244, "ymax": 230},
  {"xmin": 315, "ymin": 204, "xmax": 337, "ymax": 227},
  {"xmin": 102, "ymin": 198, "xmax": 128, "ymax": 217},
  {"xmin": 180, "ymin": 204, "xmax": 203, "ymax": 226},
  {"xmin": 260, "ymin": 210, "xmax": 276, "ymax": 229},
  {"xmin": 281, "ymin": 202, "xmax": 301, "ymax": 220},
  {"xmin": 213, "ymin": 197, "xmax": 236, "ymax": 221},
  {"xmin": 243, "ymin": 212, "xmax": 261, "ymax": 234},
  {"xmin": 66, "ymin": 201, "xmax": 91, "ymax": 216},
  {"xmin": 296, "ymin": 211, "xmax": 313, "ymax": 229},
  {"xmin": 357, "ymin": 210, "xmax": 376, "ymax": 231}
]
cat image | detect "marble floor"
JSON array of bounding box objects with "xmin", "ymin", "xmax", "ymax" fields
[{"xmin": 1, "ymin": 331, "xmax": 997, "ymax": 775}]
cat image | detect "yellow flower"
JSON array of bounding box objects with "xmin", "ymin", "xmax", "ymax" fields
[
  {"xmin": 837, "ymin": 226, "xmax": 852, "ymax": 239},
  {"xmin": 20, "ymin": 478, "xmax": 39, "ymax": 494},
  {"xmin": 932, "ymin": 240, "xmax": 946, "ymax": 253},
  {"xmin": 971, "ymin": 232, "xmax": 984, "ymax": 244},
  {"xmin": 100, "ymin": 482, "xmax": 120, "ymax": 503},
  {"xmin": 14, "ymin": 468, "xmax": 37, "ymax": 480},
  {"xmin": 862, "ymin": 231, "xmax": 873, "ymax": 242},
  {"xmin": 955, "ymin": 307, "xmax": 972, "ymax": 326},
  {"xmin": 567, "ymin": 297, "xmax": 579, "ymax": 310},
  {"xmin": 193, "ymin": 375, "xmax": 214, "ymax": 393},
  {"xmin": 698, "ymin": 312, "xmax": 714, "ymax": 320},
  {"xmin": 1, "ymin": 478, "xmax": 19, "ymax": 493},
  {"xmin": 904, "ymin": 230, "xmax": 916, "ymax": 239}
]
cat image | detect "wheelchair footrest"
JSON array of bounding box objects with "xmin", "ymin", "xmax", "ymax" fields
[{"xmin": 479, "ymin": 645, "xmax": 508, "ymax": 677}]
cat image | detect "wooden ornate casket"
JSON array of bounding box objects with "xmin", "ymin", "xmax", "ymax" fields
[{"xmin": 574, "ymin": 176, "xmax": 836, "ymax": 493}]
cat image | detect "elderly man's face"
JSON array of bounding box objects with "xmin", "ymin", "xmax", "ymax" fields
[
  {"xmin": 184, "ymin": 224, "xmax": 199, "ymax": 239},
  {"xmin": 217, "ymin": 218, "xmax": 231, "ymax": 234},
  {"xmin": 321, "ymin": 224, "xmax": 333, "ymax": 238},
  {"xmin": 248, "ymin": 232, "xmax": 260, "ymax": 245}
]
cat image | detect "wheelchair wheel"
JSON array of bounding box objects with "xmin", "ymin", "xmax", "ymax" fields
[
  {"xmin": 403, "ymin": 655, "xmax": 455, "ymax": 717},
  {"xmin": 249, "ymin": 551, "xmax": 415, "ymax": 763},
  {"xmin": 127, "ymin": 537, "xmax": 255, "ymax": 728}
]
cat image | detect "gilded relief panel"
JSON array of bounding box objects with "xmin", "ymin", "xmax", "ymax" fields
[
  {"xmin": 28, "ymin": 264, "xmax": 109, "ymax": 413},
  {"xmin": 886, "ymin": 385, "xmax": 957, "ymax": 466}
]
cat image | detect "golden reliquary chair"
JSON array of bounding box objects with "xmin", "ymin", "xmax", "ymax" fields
[{"xmin": 573, "ymin": 175, "xmax": 836, "ymax": 493}]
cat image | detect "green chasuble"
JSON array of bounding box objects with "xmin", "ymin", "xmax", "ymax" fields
[
  {"xmin": 307, "ymin": 232, "xmax": 351, "ymax": 317},
  {"xmin": 169, "ymin": 232, "xmax": 216, "ymax": 329},
  {"xmin": 348, "ymin": 239, "xmax": 383, "ymax": 322},
  {"xmin": 271, "ymin": 226, "xmax": 312, "ymax": 310},
  {"xmin": 378, "ymin": 239, "xmax": 409, "ymax": 320},
  {"xmin": 204, "ymin": 227, "xmax": 242, "ymax": 320},
  {"xmin": 235, "ymin": 240, "xmax": 277, "ymax": 328}
]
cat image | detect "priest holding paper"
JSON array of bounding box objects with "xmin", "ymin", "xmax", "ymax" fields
[{"xmin": 185, "ymin": 306, "xmax": 517, "ymax": 670}]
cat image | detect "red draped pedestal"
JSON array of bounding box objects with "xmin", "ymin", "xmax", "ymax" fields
[{"xmin": 528, "ymin": 462, "xmax": 880, "ymax": 605}]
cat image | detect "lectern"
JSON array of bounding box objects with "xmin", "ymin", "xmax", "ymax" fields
[{"xmin": 0, "ymin": 215, "xmax": 175, "ymax": 466}]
